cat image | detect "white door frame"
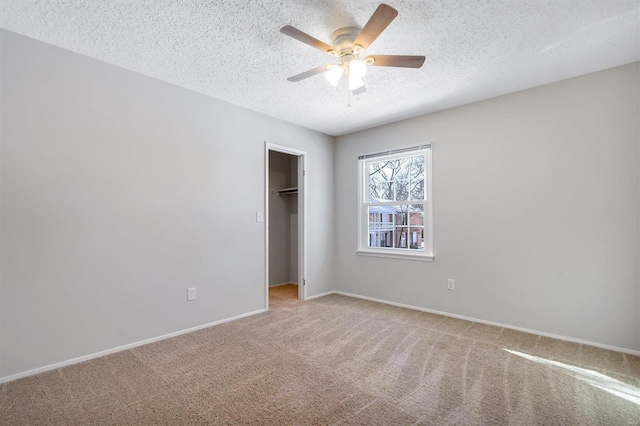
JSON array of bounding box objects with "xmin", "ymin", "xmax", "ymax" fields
[{"xmin": 264, "ymin": 142, "xmax": 307, "ymax": 310}]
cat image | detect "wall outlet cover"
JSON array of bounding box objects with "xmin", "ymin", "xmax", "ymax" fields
[
  {"xmin": 187, "ymin": 287, "xmax": 196, "ymax": 301},
  {"xmin": 447, "ymin": 279, "xmax": 455, "ymax": 290}
]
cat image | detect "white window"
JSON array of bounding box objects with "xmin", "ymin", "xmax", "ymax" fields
[{"xmin": 357, "ymin": 145, "xmax": 433, "ymax": 261}]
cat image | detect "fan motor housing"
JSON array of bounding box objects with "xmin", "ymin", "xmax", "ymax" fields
[{"xmin": 330, "ymin": 27, "xmax": 361, "ymax": 57}]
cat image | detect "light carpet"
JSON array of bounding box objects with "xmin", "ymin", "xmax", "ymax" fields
[{"xmin": 1, "ymin": 289, "xmax": 639, "ymax": 425}]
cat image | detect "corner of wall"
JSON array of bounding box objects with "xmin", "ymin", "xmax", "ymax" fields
[
  {"xmin": 330, "ymin": 135, "xmax": 340, "ymax": 293},
  {"xmin": 0, "ymin": 29, "xmax": 4, "ymax": 377}
]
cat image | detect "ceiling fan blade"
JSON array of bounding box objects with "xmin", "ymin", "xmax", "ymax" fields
[
  {"xmin": 287, "ymin": 64, "xmax": 331, "ymax": 82},
  {"xmin": 353, "ymin": 4, "xmax": 398, "ymax": 50},
  {"xmin": 280, "ymin": 25, "xmax": 334, "ymax": 53},
  {"xmin": 366, "ymin": 55, "xmax": 426, "ymax": 68}
]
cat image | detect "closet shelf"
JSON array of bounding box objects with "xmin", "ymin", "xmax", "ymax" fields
[{"xmin": 277, "ymin": 187, "xmax": 298, "ymax": 196}]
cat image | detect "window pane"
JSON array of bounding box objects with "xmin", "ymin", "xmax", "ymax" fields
[
  {"xmin": 409, "ymin": 179, "xmax": 425, "ymax": 200},
  {"xmin": 368, "ymin": 206, "xmax": 394, "ymax": 228},
  {"xmin": 409, "ymin": 204, "xmax": 424, "ymax": 227},
  {"xmin": 395, "ymin": 179, "xmax": 409, "ymax": 201},
  {"xmin": 381, "ymin": 230, "xmax": 393, "ymax": 247},
  {"xmin": 397, "ymin": 210, "xmax": 408, "ymax": 225},
  {"xmin": 409, "ymin": 155, "xmax": 425, "ymax": 180},
  {"xmin": 368, "ymin": 206, "xmax": 394, "ymax": 248},
  {"xmin": 408, "ymin": 204, "xmax": 424, "ymax": 249},
  {"xmin": 392, "ymin": 157, "xmax": 411, "ymax": 181},
  {"xmin": 368, "ymin": 155, "xmax": 424, "ymax": 202},
  {"xmin": 369, "ymin": 231, "xmax": 380, "ymax": 248},
  {"xmin": 368, "ymin": 161, "xmax": 394, "ymax": 201},
  {"xmin": 408, "ymin": 227, "xmax": 423, "ymax": 249},
  {"xmin": 395, "ymin": 228, "xmax": 408, "ymax": 248},
  {"xmin": 369, "ymin": 180, "xmax": 393, "ymax": 202}
]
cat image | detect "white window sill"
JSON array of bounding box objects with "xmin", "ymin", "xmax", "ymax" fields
[{"xmin": 356, "ymin": 249, "xmax": 434, "ymax": 262}]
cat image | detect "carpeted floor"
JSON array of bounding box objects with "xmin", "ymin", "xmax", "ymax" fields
[{"xmin": 1, "ymin": 291, "xmax": 639, "ymax": 425}]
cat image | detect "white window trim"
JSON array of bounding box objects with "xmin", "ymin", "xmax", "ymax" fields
[{"xmin": 357, "ymin": 145, "xmax": 434, "ymax": 261}]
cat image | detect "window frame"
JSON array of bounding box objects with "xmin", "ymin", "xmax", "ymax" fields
[{"xmin": 356, "ymin": 145, "xmax": 434, "ymax": 261}]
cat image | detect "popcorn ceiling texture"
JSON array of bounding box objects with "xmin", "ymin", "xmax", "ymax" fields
[{"xmin": 0, "ymin": 0, "xmax": 638, "ymax": 136}]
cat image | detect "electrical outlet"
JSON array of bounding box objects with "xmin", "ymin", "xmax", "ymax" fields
[
  {"xmin": 187, "ymin": 287, "xmax": 196, "ymax": 301},
  {"xmin": 447, "ymin": 279, "xmax": 455, "ymax": 290}
]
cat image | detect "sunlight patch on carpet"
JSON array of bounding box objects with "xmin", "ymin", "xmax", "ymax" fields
[{"xmin": 503, "ymin": 348, "xmax": 640, "ymax": 405}]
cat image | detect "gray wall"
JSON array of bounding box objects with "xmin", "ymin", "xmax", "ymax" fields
[
  {"xmin": 0, "ymin": 30, "xmax": 335, "ymax": 377},
  {"xmin": 334, "ymin": 62, "xmax": 640, "ymax": 351}
]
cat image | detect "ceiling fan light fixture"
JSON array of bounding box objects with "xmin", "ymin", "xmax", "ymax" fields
[
  {"xmin": 325, "ymin": 65, "xmax": 344, "ymax": 86},
  {"xmin": 349, "ymin": 74, "xmax": 365, "ymax": 91},
  {"xmin": 349, "ymin": 59, "xmax": 367, "ymax": 79}
]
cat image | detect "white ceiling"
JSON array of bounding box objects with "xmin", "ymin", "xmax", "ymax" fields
[{"xmin": 1, "ymin": 1, "xmax": 638, "ymax": 136}]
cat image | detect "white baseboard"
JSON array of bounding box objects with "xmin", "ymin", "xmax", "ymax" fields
[
  {"xmin": 0, "ymin": 308, "xmax": 266, "ymax": 384},
  {"xmin": 305, "ymin": 290, "xmax": 337, "ymax": 300},
  {"xmin": 5, "ymin": 290, "xmax": 636, "ymax": 384},
  {"xmin": 269, "ymin": 282, "xmax": 298, "ymax": 287},
  {"xmin": 333, "ymin": 291, "xmax": 640, "ymax": 356}
]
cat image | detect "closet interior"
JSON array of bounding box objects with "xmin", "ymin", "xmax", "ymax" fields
[{"xmin": 268, "ymin": 150, "xmax": 299, "ymax": 299}]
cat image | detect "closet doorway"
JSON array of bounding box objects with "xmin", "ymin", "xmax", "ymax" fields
[{"xmin": 265, "ymin": 142, "xmax": 306, "ymax": 310}]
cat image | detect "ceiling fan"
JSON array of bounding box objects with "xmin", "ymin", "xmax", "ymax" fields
[{"xmin": 280, "ymin": 3, "xmax": 425, "ymax": 95}]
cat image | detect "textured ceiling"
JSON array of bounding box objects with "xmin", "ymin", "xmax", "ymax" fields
[{"xmin": 1, "ymin": 1, "xmax": 638, "ymax": 136}]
